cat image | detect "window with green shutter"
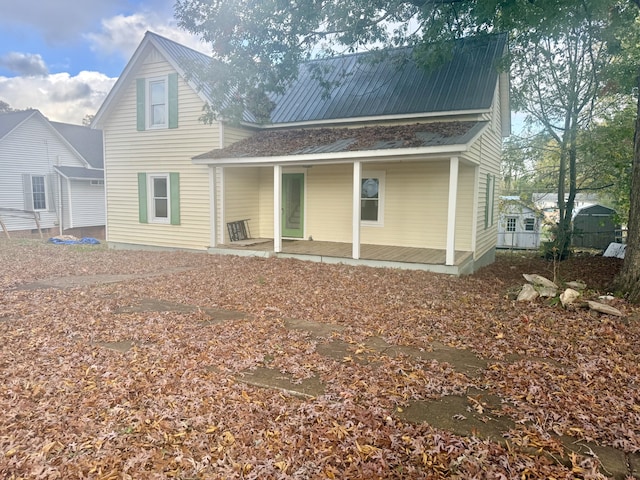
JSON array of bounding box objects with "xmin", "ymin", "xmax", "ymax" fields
[
  {"xmin": 136, "ymin": 73, "xmax": 178, "ymax": 131},
  {"xmin": 138, "ymin": 172, "xmax": 180, "ymax": 225}
]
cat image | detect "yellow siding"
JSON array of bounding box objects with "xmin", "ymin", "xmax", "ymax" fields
[
  {"xmin": 223, "ymin": 125, "xmax": 255, "ymax": 147},
  {"xmin": 222, "ymin": 167, "xmax": 261, "ymax": 243},
  {"xmin": 103, "ymin": 49, "xmax": 220, "ymax": 250},
  {"xmin": 471, "ymin": 81, "xmax": 504, "ymax": 260}
]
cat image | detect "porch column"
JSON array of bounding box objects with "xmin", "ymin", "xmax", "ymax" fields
[
  {"xmin": 446, "ymin": 156, "xmax": 459, "ymax": 265},
  {"xmin": 352, "ymin": 161, "xmax": 361, "ymax": 259},
  {"xmin": 274, "ymin": 165, "xmax": 282, "ymax": 253},
  {"xmin": 208, "ymin": 165, "xmax": 216, "ymax": 247}
]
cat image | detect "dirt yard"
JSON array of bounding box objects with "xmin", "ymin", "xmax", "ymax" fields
[{"xmin": 0, "ymin": 239, "xmax": 638, "ymax": 479}]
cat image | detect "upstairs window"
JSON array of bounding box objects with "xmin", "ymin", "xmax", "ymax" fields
[
  {"xmin": 149, "ymin": 79, "xmax": 167, "ymax": 128},
  {"xmin": 136, "ymin": 73, "xmax": 178, "ymax": 131}
]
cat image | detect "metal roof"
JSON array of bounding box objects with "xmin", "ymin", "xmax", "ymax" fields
[
  {"xmin": 148, "ymin": 32, "xmax": 506, "ymax": 126},
  {"xmin": 54, "ymin": 166, "xmax": 104, "ymax": 180},
  {"xmin": 268, "ymin": 35, "xmax": 507, "ymax": 124},
  {"xmin": 50, "ymin": 121, "xmax": 104, "ymax": 169}
]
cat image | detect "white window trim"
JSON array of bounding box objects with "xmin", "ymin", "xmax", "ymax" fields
[
  {"xmin": 31, "ymin": 175, "xmax": 47, "ymax": 211},
  {"xmin": 361, "ymin": 170, "xmax": 385, "ymax": 227},
  {"xmin": 148, "ymin": 173, "xmax": 171, "ymax": 224},
  {"xmin": 146, "ymin": 76, "xmax": 168, "ymax": 130}
]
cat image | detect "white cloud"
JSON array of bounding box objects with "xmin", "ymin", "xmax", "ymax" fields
[
  {"xmin": 0, "ymin": 71, "xmax": 116, "ymax": 124},
  {"xmin": 0, "ymin": 0, "xmax": 131, "ymax": 44},
  {"xmin": 86, "ymin": 12, "xmax": 210, "ymax": 61},
  {"xmin": 0, "ymin": 52, "xmax": 49, "ymax": 76}
]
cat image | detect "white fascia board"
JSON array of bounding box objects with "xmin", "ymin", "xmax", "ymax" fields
[{"xmin": 241, "ymin": 109, "xmax": 490, "ymax": 130}]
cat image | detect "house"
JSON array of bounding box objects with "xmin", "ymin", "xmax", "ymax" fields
[
  {"xmin": 92, "ymin": 32, "xmax": 510, "ymax": 274},
  {"xmin": 0, "ymin": 110, "xmax": 105, "ymax": 238},
  {"xmin": 497, "ymin": 197, "xmax": 544, "ymax": 250},
  {"xmin": 572, "ymin": 204, "xmax": 620, "ymax": 250}
]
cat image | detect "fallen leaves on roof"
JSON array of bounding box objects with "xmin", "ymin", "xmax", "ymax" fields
[{"xmin": 198, "ymin": 121, "xmax": 478, "ymax": 159}]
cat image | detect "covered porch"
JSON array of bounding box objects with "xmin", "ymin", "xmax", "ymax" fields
[{"xmin": 210, "ymin": 238, "xmax": 475, "ymax": 274}]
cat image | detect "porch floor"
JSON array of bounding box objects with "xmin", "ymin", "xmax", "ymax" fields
[{"xmin": 214, "ymin": 238, "xmax": 474, "ymax": 273}]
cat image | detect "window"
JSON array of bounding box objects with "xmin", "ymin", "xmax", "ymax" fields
[
  {"xmin": 90, "ymin": 180, "xmax": 104, "ymax": 186},
  {"xmin": 136, "ymin": 73, "xmax": 178, "ymax": 131},
  {"xmin": 524, "ymin": 218, "xmax": 535, "ymax": 231},
  {"xmin": 484, "ymin": 173, "xmax": 496, "ymax": 229},
  {"xmin": 361, "ymin": 172, "xmax": 384, "ymax": 225},
  {"xmin": 31, "ymin": 175, "xmax": 47, "ymax": 210},
  {"xmin": 149, "ymin": 79, "xmax": 167, "ymax": 127},
  {"xmin": 506, "ymin": 217, "xmax": 517, "ymax": 232},
  {"xmin": 137, "ymin": 172, "xmax": 180, "ymax": 225}
]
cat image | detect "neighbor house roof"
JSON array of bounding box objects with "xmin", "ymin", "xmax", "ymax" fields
[
  {"xmin": 0, "ymin": 110, "xmax": 39, "ymax": 140},
  {"xmin": 53, "ymin": 165, "xmax": 104, "ymax": 180},
  {"xmin": 50, "ymin": 122, "xmax": 104, "ymax": 169},
  {"xmin": 93, "ymin": 31, "xmax": 510, "ymax": 132},
  {"xmin": 0, "ymin": 109, "xmax": 104, "ymax": 173}
]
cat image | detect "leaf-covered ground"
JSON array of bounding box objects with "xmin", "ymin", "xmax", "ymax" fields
[{"xmin": 0, "ymin": 240, "xmax": 638, "ymax": 479}]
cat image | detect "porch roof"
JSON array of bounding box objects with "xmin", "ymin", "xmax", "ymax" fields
[{"xmin": 193, "ymin": 120, "xmax": 488, "ymax": 166}]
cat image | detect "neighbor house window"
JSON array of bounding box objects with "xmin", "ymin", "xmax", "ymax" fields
[
  {"xmin": 31, "ymin": 175, "xmax": 47, "ymax": 210},
  {"xmin": 524, "ymin": 218, "xmax": 535, "ymax": 231},
  {"xmin": 136, "ymin": 73, "xmax": 178, "ymax": 131},
  {"xmin": 137, "ymin": 172, "xmax": 180, "ymax": 225},
  {"xmin": 361, "ymin": 171, "xmax": 385, "ymax": 225},
  {"xmin": 506, "ymin": 217, "xmax": 517, "ymax": 232}
]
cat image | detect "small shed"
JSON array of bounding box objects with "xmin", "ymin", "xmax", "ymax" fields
[
  {"xmin": 497, "ymin": 198, "xmax": 544, "ymax": 250},
  {"xmin": 572, "ymin": 204, "xmax": 620, "ymax": 250}
]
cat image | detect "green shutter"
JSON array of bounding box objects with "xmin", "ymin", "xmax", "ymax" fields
[
  {"xmin": 490, "ymin": 174, "xmax": 495, "ymax": 226},
  {"xmin": 484, "ymin": 174, "xmax": 490, "ymax": 229},
  {"xmin": 138, "ymin": 173, "xmax": 148, "ymax": 223},
  {"xmin": 22, "ymin": 174, "xmax": 33, "ymax": 211},
  {"xmin": 170, "ymin": 172, "xmax": 180, "ymax": 225},
  {"xmin": 136, "ymin": 79, "xmax": 145, "ymax": 131},
  {"xmin": 168, "ymin": 73, "xmax": 178, "ymax": 129},
  {"xmin": 47, "ymin": 174, "xmax": 56, "ymax": 212}
]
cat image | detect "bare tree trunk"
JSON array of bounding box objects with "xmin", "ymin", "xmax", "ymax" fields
[{"xmin": 614, "ymin": 71, "xmax": 640, "ymax": 302}]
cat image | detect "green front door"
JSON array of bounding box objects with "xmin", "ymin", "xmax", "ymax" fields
[{"xmin": 282, "ymin": 173, "xmax": 304, "ymax": 238}]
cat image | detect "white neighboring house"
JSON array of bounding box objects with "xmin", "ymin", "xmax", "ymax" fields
[
  {"xmin": 0, "ymin": 110, "xmax": 105, "ymax": 237},
  {"xmin": 497, "ymin": 197, "xmax": 544, "ymax": 249}
]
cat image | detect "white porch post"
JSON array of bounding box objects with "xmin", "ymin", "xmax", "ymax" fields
[
  {"xmin": 352, "ymin": 161, "xmax": 361, "ymax": 259},
  {"xmin": 274, "ymin": 165, "xmax": 282, "ymax": 253},
  {"xmin": 208, "ymin": 165, "xmax": 216, "ymax": 247},
  {"xmin": 446, "ymin": 156, "xmax": 459, "ymax": 265}
]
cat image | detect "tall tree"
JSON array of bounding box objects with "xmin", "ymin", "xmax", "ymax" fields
[{"xmin": 608, "ymin": 0, "xmax": 640, "ymax": 301}]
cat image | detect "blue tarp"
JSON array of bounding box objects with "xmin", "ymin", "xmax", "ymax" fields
[{"xmin": 48, "ymin": 237, "xmax": 101, "ymax": 245}]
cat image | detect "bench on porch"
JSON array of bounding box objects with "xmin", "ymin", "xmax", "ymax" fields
[{"xmin": 227, "ymin": 219, "xmax": 251, "ymax": 242}]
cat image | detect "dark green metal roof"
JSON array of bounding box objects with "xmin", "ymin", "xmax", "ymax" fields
[
  {"xmin": 269, "ymin": 35, "xmax": 507, "ymax": 124},
  {"xmin": 149, "ymin": 32, "xmax": 507, "ymax": 126}
]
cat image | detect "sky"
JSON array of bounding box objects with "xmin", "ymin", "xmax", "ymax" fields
[{"xmin": 0, "ymin": 0, "xmax": 207, "ymax": 125}]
